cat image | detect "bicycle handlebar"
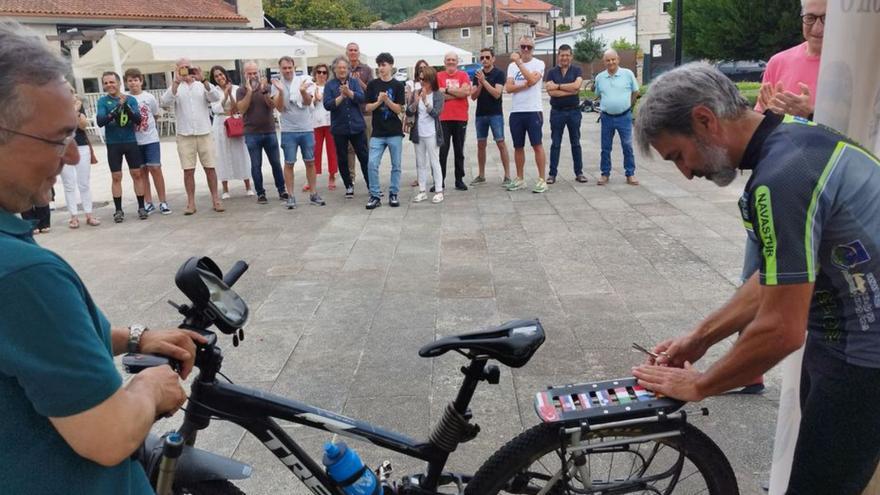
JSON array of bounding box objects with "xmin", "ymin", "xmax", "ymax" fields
[{"xmin": 222, "ymin": 260, "xmax": 249, "ymax": 287}]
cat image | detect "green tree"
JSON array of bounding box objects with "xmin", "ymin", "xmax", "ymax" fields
[
  {"xmin": 264, "ymin": 0, "xmax": 377, "ymax": 29},
  {"xmin": 573, "ymin": 29, "xmax": 605, "ymax": 63},
  {"xmin": 360, "ymin": 0, "xmax": 444, "ymax": 24},
  {"xmin": 610, "ymin": 37, "xmax": 640, "ymax": 55},
  {"xmin": 668, "ymin": 0, "xmax": 803, "ymax": 61}
]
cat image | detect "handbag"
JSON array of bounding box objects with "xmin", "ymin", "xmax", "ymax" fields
[{"xmin": 224, "ymin": 115, "xmax": 244, "ymax": 138}]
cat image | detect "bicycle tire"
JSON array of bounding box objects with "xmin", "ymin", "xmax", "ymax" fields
[
  {"xmin": 466, "ymin": 421, "xmax": 739, "ymax": 495},
  {"xmin": 176, "ymin": 479, "xmax": 246, "ymax": 495}
]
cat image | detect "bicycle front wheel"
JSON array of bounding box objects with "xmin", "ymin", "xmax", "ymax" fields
[{"xmin": 466, "ymin": 421, "xmax": 738, "ymax": 495}]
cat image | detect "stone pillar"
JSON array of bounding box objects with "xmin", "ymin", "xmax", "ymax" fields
[{"xmin": 65, "ymin": 39, "xmax": 85, "ymax": 95}]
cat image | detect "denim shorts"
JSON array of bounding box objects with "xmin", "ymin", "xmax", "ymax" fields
[
  {"xmin": 281, "ymin": 131, "xmax": 315, "ymax": 163},
  {"xmin": 139, "ymin": 142, "xmax": 161, "ymax": 166},
  {"xmin": 475, "ymin": 114, "xmax": 504, "ymax": 142},
  {"xmin": 509, "ymin": 111, "xmax": 543, "ymax": 148}
]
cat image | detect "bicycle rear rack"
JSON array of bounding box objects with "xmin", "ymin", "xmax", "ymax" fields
[{"xmin": 534, "ymin": 377, "xmax": 686, "ymax": 427}]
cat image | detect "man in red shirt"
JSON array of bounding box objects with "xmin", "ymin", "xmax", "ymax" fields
[{"xmin": 437, "ymin": 52, "xmax": 471, "ymax": 191}]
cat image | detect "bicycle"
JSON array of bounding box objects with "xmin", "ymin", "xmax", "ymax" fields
[{"xmin": 127, "ymin": 256, "xmax": 740, "ymax": 494}]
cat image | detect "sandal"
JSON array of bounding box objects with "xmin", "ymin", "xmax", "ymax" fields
[
  {"xmin": 86, "ymin": 216, "xmax": 101, "ymax": 226},
  {"xmin": 184, "ymin": 207, "xmax": 197, "ymax": 215},
  {"xmin": 68, "ymin": 217, "xmax": 80, "ymax": 229},
  {"xmin": 213, "ymin": 203, "xmax": 225, "ymax": 213}
]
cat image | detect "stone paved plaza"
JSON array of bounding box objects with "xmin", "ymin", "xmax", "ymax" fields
[{"xmin": 41, "ymin": 96, "xmax": 777, "ymax": 494}]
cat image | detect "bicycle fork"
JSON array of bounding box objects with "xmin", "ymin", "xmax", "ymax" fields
[{"xmin": 155, "ymin": 432, "xmax": 185, "ymax": 495}]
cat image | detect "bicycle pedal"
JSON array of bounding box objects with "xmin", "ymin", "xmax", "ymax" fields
[{"xmin": 535, "ymin": 377, "xmax": 684, "ymax": 425}]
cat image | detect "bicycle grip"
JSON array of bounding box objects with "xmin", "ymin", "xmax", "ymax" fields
[
  {"xmin": 223, "ymin": 260, "xmax": 249, "ymax": 287},
  {"xmin": 123, "ymin": 353, "xmax": 182, "ymax": 375}
]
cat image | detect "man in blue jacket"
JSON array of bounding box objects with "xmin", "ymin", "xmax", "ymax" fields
[
  {"xmin": 96, "ymin": 71, "xmax": 146, "ymax": 222},
  {"xmin": 324, "ymin": 56, "xmax": 370, "ymax": 198}
]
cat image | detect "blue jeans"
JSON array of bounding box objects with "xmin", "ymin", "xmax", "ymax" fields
[
  {"xmin": 245, "ymin": 132, "xmax": 286, "ymax": 196},
  {"xmin": 549, "ymin": 108, "xmax": 583, "ymax": 177},
  {"xmin": 475, "ymin": 114, "xmax": 504, "ymax": 142},
  {"xmin": 368, "ymin": 135, "xmax": 403, "ymax": 198},
  {"xmin": 600, "ymin": 111, "xmax": 636, "ymax": 177},
  {"xmin": 280, "ymin": 131, "xmax": 315, "ymax": 163}
]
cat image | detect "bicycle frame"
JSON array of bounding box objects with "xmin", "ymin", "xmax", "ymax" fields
[{"xmin": 174, "ymin": 340, "xmax": 490, "ymax": 495}]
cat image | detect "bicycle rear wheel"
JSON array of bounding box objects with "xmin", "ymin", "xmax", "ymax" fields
[{"xmin": 466, "ymin": 421, "xmax": 738, "ymax": 495}]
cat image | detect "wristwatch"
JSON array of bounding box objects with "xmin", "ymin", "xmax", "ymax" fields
[{"xmin": 128, "ymin": 325, "xmax": 149, "ymax": 353}]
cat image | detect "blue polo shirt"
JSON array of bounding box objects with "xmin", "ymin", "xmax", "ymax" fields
[
  {"xmin": 594, "ymin": 67, "xmax": 639, "ymax": 115},
  {"xmin": 323, "ymin": 77, "xmax": 367, "ymax": 136},
  {"xmin": 545, "ymin": 64, "xmax": 583, "ymax": 109},
  {"xmin": 0, "ymin": 210, "xmax": 152, "ymax": 494}
]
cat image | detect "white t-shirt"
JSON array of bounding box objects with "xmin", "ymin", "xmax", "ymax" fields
[
  {"xmin": 417, "ymin": 97, "xmax": 435, "ymax": 138},
  {"xmin": 311, "ymin": 84, "xmax": 331, "ymax": 128},
  {"xmin": 130, "ymin": 92, "xmax": 160, "ymax": 145},
  {"xmin": 507, "ymin": 58, "xmax": 545, "ymax": 113}
]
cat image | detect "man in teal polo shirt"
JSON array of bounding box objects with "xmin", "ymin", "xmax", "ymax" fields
[
  {"xmin": 594, "ymin": 48, "xmax": 641, "ymax": 185},
  {"xmin": 0, "ymin": 23, "xmax": 204, "ymax": 494}
]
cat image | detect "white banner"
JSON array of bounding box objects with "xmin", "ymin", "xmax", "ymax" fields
[{"xmin": 768, "ymin": 2, "xmax": 880, "ymax": 494}]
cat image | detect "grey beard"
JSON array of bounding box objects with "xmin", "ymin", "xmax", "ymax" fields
[{"xmin": 696, "ymin": 140, "xmax": 737, "ymax": 187}]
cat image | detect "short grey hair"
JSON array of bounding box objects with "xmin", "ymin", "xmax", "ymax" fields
[
  {"xmin": 634, "ymin": 62, "xmax": 750, "ymax": 155},
  {"xmin": 330, "ymin": 56, "xmax": 350, "ymax": 80},
  {"xmin": 0, "ymin": 21, "xmax": 69, "ymax": 144}
]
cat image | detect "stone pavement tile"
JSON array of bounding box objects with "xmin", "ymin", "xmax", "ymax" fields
[
  {"xmin": 370, "ymin": 293, "xmax": 437, "ymax": 330},
  {"xmin": 350, "ymin": 351, "xmax": 432, "ymax": 398},
  {"xmin": 632, "ymin": 200, "xmax": 682, "ymax": 217},
  {"xmin": 597, "ymin": 209, "xmax": 658, "ymax": 231},
  {"xmin": 650, "ymin": 214, "xmax": 725, "ymax": 240},
  {"xmin": 251, "ymin": 279, "xmax": 328, "ymax": 323},
  {"xmin": 619, "ymin": 228, "xmax": 705, "ymax": 264},
  {"xmin": 435, "ymin": 297, "xmax": 501, "ymax": 333},
  {"xmin": 519, "ymin": 214, "xmax": 570, "ymax": 235},
  {"xmin": 560, "ymin": 294, "xmax": 653, "ymax": 350},
  {"xmin": 218, "ymin": 320, "xmax": 306, "ymax": 382},
  {"xmin": 514, "ymin": 199, "xmax": 558, "ymax": 216},
  {"xmin": 438, "ymin": 265, "xmax": 494, "ymax": 298},
  {"xmin": 479, "ymin": 213, "xmax": 523, "ymax": 231}
]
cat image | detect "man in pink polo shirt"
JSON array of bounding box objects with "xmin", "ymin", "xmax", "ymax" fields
[{"xmin": 755, "ymin": 0, "xmax": 825, "ymax": 118}]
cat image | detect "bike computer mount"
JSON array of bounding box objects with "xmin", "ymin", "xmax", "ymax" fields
[{"xmin": 168, "ymin": 256, "xmax": 250, "ymax": 346}]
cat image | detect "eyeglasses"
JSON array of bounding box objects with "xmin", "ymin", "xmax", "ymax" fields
[
  {"xmin": 801, "ymin": 13, "xmax": 825, "ymax": 25},
  {"xmin": 479, "ymin": 55, "xmax": 492, "ymax": 60},
  {"xmin": 520, "ymin": 45, "xmax": 534, "ymax": 51},
  {"xmin": 0, "ymin": 125, "xmax": 75, "ymax": 157},
  {"xmin": 315, "ymin": 70, "xmax": 328, "ymax": 74}
]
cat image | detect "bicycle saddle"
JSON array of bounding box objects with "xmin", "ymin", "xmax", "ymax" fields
[{"xmin": 418, "ymin": 319, "xmax": 545, "ymax": 368}]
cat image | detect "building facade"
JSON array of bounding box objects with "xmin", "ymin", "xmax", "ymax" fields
[
  {"xmin": 394, "ymin": 6, "xmax": 537, "ymax": 55},
  {"xmin": 635, "ymin": 0, "xmax": 672, "ymax": 55}
]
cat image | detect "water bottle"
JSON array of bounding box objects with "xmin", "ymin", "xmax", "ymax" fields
[{"xmin": 322, "ymin": 441, "xmax": 379, "ymax": 495}]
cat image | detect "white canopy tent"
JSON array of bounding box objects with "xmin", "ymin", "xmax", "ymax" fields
[
  {"xmin": 74, "ymin": 28, "xmax": 319, "ymax": 78},
  {"xmin": 303, "ymin": 30, "xmax": 473, "ymax": 70}
]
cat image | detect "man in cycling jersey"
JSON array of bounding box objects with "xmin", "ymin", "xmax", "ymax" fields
[
  {"xmin": 0, "ymin": 23, "xmax": 204, "ymax": 493},
  {"xmin": 631, "ymin": 62, "xmax": 880, "ymax": 495}
]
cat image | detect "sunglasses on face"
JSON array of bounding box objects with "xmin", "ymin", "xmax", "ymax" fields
[
  {"xmin": 315, "ymin": 70, "xmax": 328, "ymax": 74},
  {"xmin": 520, "ymin": 45, "xmax": 534, "ymax": 51},
  {"xmin": 479, "ymin": 55, "xmax": 492, "ymax": 60}
]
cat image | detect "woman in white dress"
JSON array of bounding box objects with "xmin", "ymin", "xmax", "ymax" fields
[{"xmin": 209, "ymin": 66, "xmax": 252, "ymax": 198}]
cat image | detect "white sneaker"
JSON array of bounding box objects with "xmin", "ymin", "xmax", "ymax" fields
[
  {"xmin": 221, "ymin": 192, "xmax": 231, "ymax": 200},
  {"xmin": 413, "ymin": 192, "xmax": 428, "ymax": 203},
  {"xmin": 246, "ymin": 189, "xmax": 256, "ymax": 197},
  {"xmin": 432, "ymin": 192, "xmax": 444, "ymax": 203}
]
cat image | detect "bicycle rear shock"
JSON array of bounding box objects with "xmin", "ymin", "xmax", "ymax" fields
[{"xmin": 429, "ymin": 402, "xmax": 480, "ymax": 453}]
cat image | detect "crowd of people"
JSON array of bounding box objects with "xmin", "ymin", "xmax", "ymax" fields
[{"xmin": 46, "ymin": 36, "xmax": 640, "ymax": 230}]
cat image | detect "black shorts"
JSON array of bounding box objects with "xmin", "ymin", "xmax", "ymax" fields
[
  {"xmin": 786, "ymin": 337, "xmax": 880, "ymax": 494},
  {"xmin": 509, "ymin": 111, "xmax": 543, "ymax": 148},
  {"xmin": 106, "ymin": 142, "xmax": 143, "ymax": 173}
]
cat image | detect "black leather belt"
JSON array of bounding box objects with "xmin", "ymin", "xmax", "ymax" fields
[{"xmin": 602, "ymin": 108, "xmax": 631, "ymax": 117}]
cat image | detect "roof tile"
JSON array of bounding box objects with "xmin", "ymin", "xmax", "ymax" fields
[
  {"xmin": 0, "ymin": 0, "xmax": 249, "ymax": 23},
  {"xmin": 394, "ymin": 6, "xmax": 536, "ymax": 30}
]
